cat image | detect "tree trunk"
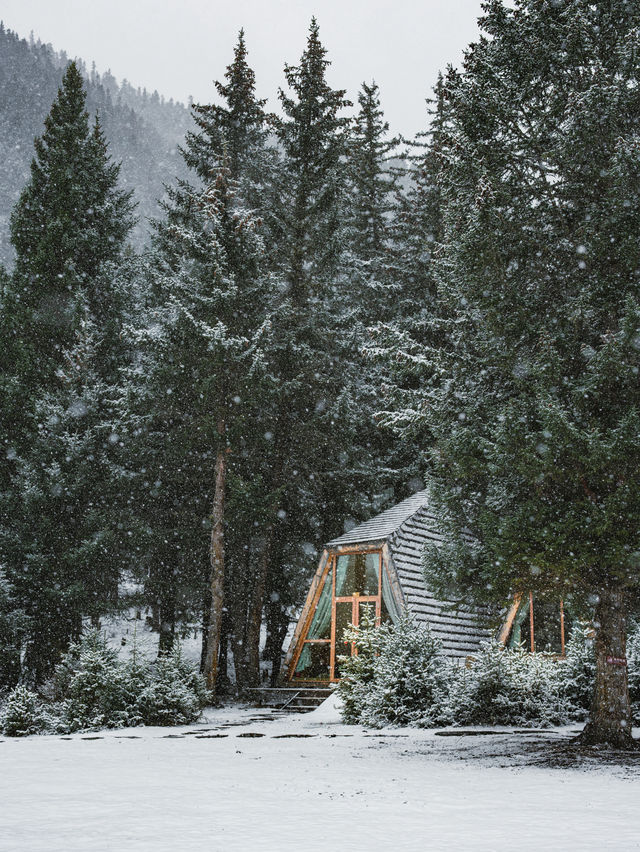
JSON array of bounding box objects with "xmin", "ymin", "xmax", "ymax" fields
[
  {"xmin": 580, "ymin": 586, "xmax": 636, "ymax": 749},
  {"xmin": 200, "ymin": 586, "xmax": 211, "ymax": 672},
  {"xmin": 265, "ymin": 597, "xmax": 290, "ymax": 687},
  {"xmin": 244, "ymin": 529, "xmax": 273, "ymax": 687},
  {"xmin": 230, "ymin": 547, "xmax": 250, "ymax": 691},
  {"xmin": 157, "ymin": 567, "xmax": 176, "ymax": 656},
  {"xmin": 203, "ymin": 423, "xmax": 227, "ymax": 693},
  {"xmin": 216, "ymin": 605, "xmax": 231, "ymax": 691}
]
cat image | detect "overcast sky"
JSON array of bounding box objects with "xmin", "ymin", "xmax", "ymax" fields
[{"xmin": 1, "ymin": 0, "xmax": 486, "ymax": 138}]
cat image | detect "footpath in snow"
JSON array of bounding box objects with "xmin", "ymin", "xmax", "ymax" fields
[{"xmin": 1, "ymin": 695, "xmax": 639, "ymax": 852}]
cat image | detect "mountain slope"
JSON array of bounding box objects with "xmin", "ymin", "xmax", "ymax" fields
[{"xmin": 0, "ymin": 24, "xmax": 193, "ymax": 265}]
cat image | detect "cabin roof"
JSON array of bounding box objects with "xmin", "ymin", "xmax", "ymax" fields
[
  {"xmin": 327, "ymin": 490, "xmax": 491, "ymax": 659},
  {"xmin": 326, "ymin": 490, "xmax": 431, "ymax": 547}
]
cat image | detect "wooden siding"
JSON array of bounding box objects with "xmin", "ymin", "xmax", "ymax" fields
[{"xmin": 388, "ymin": 507, "xmax": 492, "ymax": 659}]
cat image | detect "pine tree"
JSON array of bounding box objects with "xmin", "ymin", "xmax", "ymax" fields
[
  {"xmin": 0, "ymin": 62, "xmax": 136, "ymax": 682},
  {"xmin": 181, "ymin": 32, "xmax": 283, "ymax": 689},
  {"xmin": 404, "ymin": 0, "xmax": 640, "ymax": 748},
  {"xmin": 135, "ymin": 35, "xmax": 272, "ymax": 690},
  {"xmin": 345, "ymin": 80, "xmax": 399, "ymax": 321},
  {"xmin": 9, "ymin": 62, "xmax": 135, "ymax": 376},
  {"xmin": 249, "ymin": 19, "xmax": 357, "ymax": 685}
]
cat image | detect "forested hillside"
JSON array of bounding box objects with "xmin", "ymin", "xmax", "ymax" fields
[
  {"xmin": 0, "ymin": 21, "xmax": 424, "ymax": 695},
  {"xmin": 0, "ymin": 23, "xmax": 192, "ymax": 265},
  {"xmin": 1, "ymin": 0, "xmax": 639, "ymax": 752}
]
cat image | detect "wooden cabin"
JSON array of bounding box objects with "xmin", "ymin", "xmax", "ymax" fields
[{"xmin": 284, "ymin": 490, "xmax": 493, "ymax": 684}]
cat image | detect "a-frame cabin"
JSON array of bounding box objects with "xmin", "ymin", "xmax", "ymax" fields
[{"xmin": 284, "ymin": 490, "xmax": 492, "ymax": 684}]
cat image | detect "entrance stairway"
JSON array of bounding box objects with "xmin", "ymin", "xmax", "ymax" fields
[{"xmin": 246, "ymin": 686, "xmax": 334, "ymax": 714}]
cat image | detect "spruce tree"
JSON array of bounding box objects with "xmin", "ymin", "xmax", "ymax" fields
[
  {"xmin": 9, "ymin": 62, "xmax": 134, "ymax": 376},
  {"xmin": 346, "ymin": 80, "xmax": 399, "ymax": 321},
  {"xmin": 251, "ymin": 19, "xmax": 356, "ymax": 684},
  {"xmin": 0, "ymin": 62, "xmax": 136, "ymax": 682},
  {"xmin": 135, "ymin": 34, "xmax": 272, "ymax": 690},
  {"xmin": 403, "ymin": 0, "xmax": 640, "ymax": 747}
]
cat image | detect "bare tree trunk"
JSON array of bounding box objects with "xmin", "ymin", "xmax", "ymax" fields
[
  {"xmin": 265, "ymin": 597, "xmax": 290, "ymax": 687},
  {"xmin": 244, "ymin": 528, "xmax": 273, "ymax": 687},
  {"xmin": 203, "ymin": 422, "xmax": 227, "ymax": 693},
  {"xmin": 581, "ymin": 586, "xmax": 636, "ymax": 748},
  {"xmin": 200, "ymin": 586, "xmax": 210, "ymax": 672},
  {"xmin": 228, "ymin": 546, "xmax": 249, "ymax": 691},
  {"xmin": 217, "ymin": 605, "xmax": 231, "ymax": 691}
]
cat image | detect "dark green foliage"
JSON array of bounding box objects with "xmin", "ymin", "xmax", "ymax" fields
[
  {"xmin": 131, "ymin": 32, "xmax": 273, "ymax": 667},
  {"xmin": 416, "ymin": 0, "xmax": 640, "ymax": 605},
  {"xmin": 338, "ymin": 614, "xmax": 449, "ymax": 727},
  {"xmin": 55, "ymin": 630, "xmax": 208, "ymax": 732},
  {"xmin": 0, "ymin": 685, "xmax": 50, "ymax": 736},
  {"xmin": 1, "ymin": 63, "xmax": 136, "ymax": 684},
  {"xmin": 373, "ymin": 0, "xmax": 640, "ymax": 743},
  {"xmin": 10, "ymin": 62, "xmax": 135, "ymax": 372},
  {"xmin": 0, "ymin": 24, "xmax": 191, "ymax": 266},
  {"xmin": 0, "ymin": 571, "xmax": 28, "ymax": 690}
]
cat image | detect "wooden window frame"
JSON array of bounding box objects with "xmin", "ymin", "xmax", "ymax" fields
[
  {"xmin": 289, "ymin": 544, "xmax": 383, "ymax": 683},
  {"xmin": 500, "ymin": 592, "xmax": 566, "ymax": 657}
]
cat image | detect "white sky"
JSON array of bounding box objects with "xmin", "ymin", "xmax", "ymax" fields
[{"xmin": 0, "ymin": 0, "xmax": 486, "ymax": 138}]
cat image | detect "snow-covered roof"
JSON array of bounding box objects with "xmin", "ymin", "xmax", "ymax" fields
[
  {"xmin": 326, "ymin": 490, "xmax": 431, "ymax": 547},
  {"xmin": 325, "ymin": 490, "xmax": 491, "ymax": 659}
]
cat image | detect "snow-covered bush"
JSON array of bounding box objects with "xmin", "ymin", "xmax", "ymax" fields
[
  {"xmin": 446, "ymin": 641, "xmax": 567, "ymax": 727},
  {"xmin": 558, "ymin": 624, "xmax": 595, "ymax": 721},
  {"xmin": 339, "ymin": 623, "xmax": 572, "ymax": 729},
  {"xmin": 54, "ymin": 629, "xmax": 208, "ymax": 732},
  {"xmin": 337, "ymin": 609, "xmax": 385, "ymax": 725},
  {"xmin": 338, "ymin": 616, "xmax": 450, "ymax": 728},
  {"xmin": 137, "ymin": 647, "xmax": 209, "ymax": 726},
  {"xmin": 0, "ymin": 685, "xmax": 51, "ymax": 736},
  {"xmin": 55, "ymin": 630, "xmax": 141, "ymax": 732}
]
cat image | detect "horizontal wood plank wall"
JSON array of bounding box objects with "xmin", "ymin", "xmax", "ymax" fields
[{"xmin": 388, "ymin": 508, "xmax": 493, "ymax": 659}]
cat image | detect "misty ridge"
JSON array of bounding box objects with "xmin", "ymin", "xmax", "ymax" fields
[{"xmin": 0, "ymin": 23, "xmax": 194, "ymax": 266}]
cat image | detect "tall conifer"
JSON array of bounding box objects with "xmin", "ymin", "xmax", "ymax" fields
[
  {"xmin": 0, "ymin": 62, "xmax": 135, "ymax": 682},
  {"xmin": 393, "ymin": 0, "xmax": 640, "ymax": 747}
]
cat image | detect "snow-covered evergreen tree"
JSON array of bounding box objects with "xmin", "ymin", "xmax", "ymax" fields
[
  {"xmin": 389, "ymin": 0, "xmax": 640, "ymax": 747},
  {"xmin": 0, "ymin": 63, "xmax": 136, "ymax": 683},
  {"xmin": 9, "ymin": 62, "xmax": 134, "ymax": 376},
  {"xmin": 133, "ymin": 34, "xmax": 273, "ymax": 691}
]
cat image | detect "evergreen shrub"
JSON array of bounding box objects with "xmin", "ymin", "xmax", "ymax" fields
[
  {"xmin": 0, "ymin": 685, "xmax": 51, "ymax": 736},
  {"xmin": 0, "ymin": 629, "xmax": 210, "ymax": 735},
  {"xmin": 54, "ymin": 630, "xmax": 210, "ymax": 732},
  {"xmin": 337, "ymin": 620, "xmax": 640, "ymax": 729},
  {"xmin": 338, "ymin": 614, "xmax": 449, "ymax": 727},
  {"xmin": 445, "ymin": 641, "xmax": 567, "ymax": 727}
]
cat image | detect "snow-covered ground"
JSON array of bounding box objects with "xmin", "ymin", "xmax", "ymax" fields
[{"xmin": 2, "ymin": 697, "xmax": 639, "ymax": 852}]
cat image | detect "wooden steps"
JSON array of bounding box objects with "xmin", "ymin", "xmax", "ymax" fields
[{"xmin": 246, "ymin": 686, "xmax": 333, "ymax": 713}]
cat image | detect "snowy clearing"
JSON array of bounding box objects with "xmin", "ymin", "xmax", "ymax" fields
[{"xmin": 2, "ymin": 699, "xmax": 639, "ymax": 852}]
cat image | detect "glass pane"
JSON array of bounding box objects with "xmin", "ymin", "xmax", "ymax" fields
[
  {"xmin": 293, "ymin": 642, "xmax": 330, "ymax": 680},
  {"xmin": 533, "ymin": 600, "xmax": 566, "ymax": 654},
  {"xmin": 508, "ymin": 597, "xmax": 532, "ymax": 650},
  {"xmin": 306, "ymin": 572, "xmax": 332, "ymax": 640},
  {"xmin": 334, "ymin": 601, "xmax": 354, "ymax": 656},
  {"xmin": 380, "ymin": 595, "xmax": 391, "ymax": 625},
  {"xmin": 507, "ymin": 597, "xmax": 567, "ymax": 654},
  {"xmin": 335, "ymin": 553, "xmax": 380, "ymax": 597}
]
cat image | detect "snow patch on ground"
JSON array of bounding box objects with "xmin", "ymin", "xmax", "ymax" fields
[{"xmin": 1, "ymin": 706, "xmax": 639, "ymax": 852}]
